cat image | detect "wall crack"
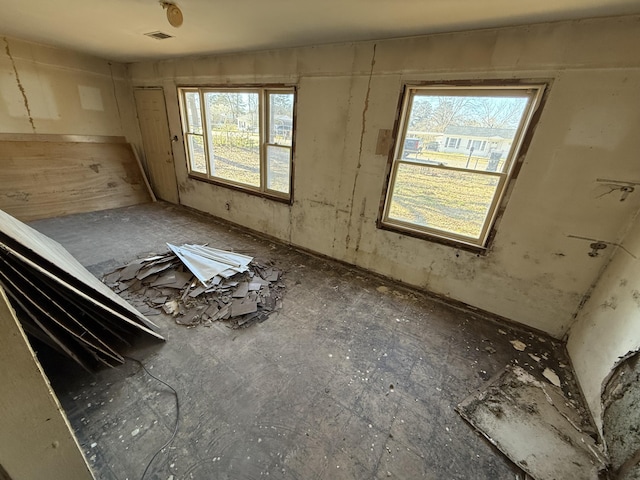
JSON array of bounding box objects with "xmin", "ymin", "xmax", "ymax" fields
[
  {"xmin": 345, "ymin": 43, "xmax": 376, "ymax": 255},
  {"xmin": 3, "ymin": 37, "xmax": 36, "ymax": 133}
]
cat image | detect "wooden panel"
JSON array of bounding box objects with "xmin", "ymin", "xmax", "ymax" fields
[
  {"xmin": 0, "ymin": 286, "xmax": 95, "ymax": 480},
  {"xmin": 0, "ymin": 209, "xmax": 162, "ymax": 338},
  {"xmin": 0, "ymin": 141, "xmax": 152, "ymax": 221}
]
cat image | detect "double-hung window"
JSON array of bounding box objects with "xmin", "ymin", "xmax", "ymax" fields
[
  {"xmin": 179, "ymin": 87, "xmax": 295, "ymax": 200},
  {"xmin": 381, "ymin": 83, "xmax": 545, "ymax": 249}
]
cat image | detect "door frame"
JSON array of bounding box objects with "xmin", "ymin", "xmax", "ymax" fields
[{"xmin": 133, "ymin": 87, "xmax": 180, "ymax": 203}]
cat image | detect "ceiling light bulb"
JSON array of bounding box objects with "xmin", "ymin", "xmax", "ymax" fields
[{"xmin": 161, "ymin": 2, "xmax": 183, "ymax": 28}]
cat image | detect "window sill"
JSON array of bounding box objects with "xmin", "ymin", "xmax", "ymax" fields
[
  {"xmin": 377, "ymin": 220, "xmax": 489, "ymax": 255},
  {"xmin": 187, "ymin": 173, "xmax": 292, "ymax": 205}
]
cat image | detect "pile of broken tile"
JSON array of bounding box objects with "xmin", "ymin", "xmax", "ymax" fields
[{"xmin": 103, "ymin": 244, "xmax": 284, "ymax": 329}]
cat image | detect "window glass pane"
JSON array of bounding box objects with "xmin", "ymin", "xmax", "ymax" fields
[
  {"xmin": 388, "ymin": 163, "xmax": 499, "ymax": 239},
  {"xmin": 268, "ymin": 93, "xmax": 294, "ymax": 146},
  {"xmin": 184, "ymin": 92, "xmax": 202, "ymax": 135},
  {"xmin": 205, "ymin": 91, "xmax": 260, "ymax": 187},
  {"xmin": 403, "ymin": 94, "xmax": 529, "ymax": 173},
  {"xmin": 266, "ymin": 145, "xmax": 290, "ymax": 194},
  {"xmin": 187, "ymin": 134, "xmax": 206, "ymax": 174}
]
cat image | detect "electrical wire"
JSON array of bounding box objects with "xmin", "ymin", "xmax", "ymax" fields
[{"xmin": 124, "ymin": 356, "xmax": 180, "ymax": 480}]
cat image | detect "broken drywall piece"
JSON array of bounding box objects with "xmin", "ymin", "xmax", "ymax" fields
[
  {"xmin": 543, "ymin": 367, "xmax": 562, "ymax": 387},
  {"xmin": 232, "ymin": 282, "xmax": 249, "ymax": 298},
  {"xmin": 136, "ymin": 261, "xmax": 174, "ymax": 280},
  {"xmin": 510, "ymin": 340, "xmax": 527, "ymax": 351},
  {"xmin": 188, "ymin": 285, "xmax": 207, "ymax": 298},
  {"xmin": 457, "ymin": 365, "xmax": 605, "ymax": 480},
  {"xmin": 230, "ymin": 298, "xmax": 258, "ymax": 317}
]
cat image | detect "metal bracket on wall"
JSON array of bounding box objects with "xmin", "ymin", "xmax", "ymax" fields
[
  {"xmin": 568, "ymin": 235, "xmax": 637, "ymax": 259},
  {"xmin": 596, "ymin": 178, "xmax": 640, "ymax": 202}
]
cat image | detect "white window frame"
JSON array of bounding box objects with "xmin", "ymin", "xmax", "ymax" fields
[
  {"xmin": 178, "ymin": 86, "xmax": 295, "ymax": 201},
  {"xmin": 380, "ymin": 83, "xmax": 546, "ymax": 249}
]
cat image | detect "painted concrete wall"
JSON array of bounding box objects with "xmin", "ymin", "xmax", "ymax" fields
[
  {"xmin": 567, "ymin": 208, "xmax": 640, "ymax": 433},
  {"xmin": 129, "ymin": 15, "xmax": 640, "ymax": 338},
  {"xmin": 0, "ymin": 36, "xmax": 140, "ymax": 144},
  {"xmin": 0, "ymin": 286, "xmax": 94, "ymax": 479}
]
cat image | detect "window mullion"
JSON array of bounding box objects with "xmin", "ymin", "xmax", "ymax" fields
[
  {"xmin": 260, "ymin": 90, "xmax": 267, "ymax": 192},
  {"xmin": 198, "ymin": 88, "xmax": 212, "ymax": 178}
]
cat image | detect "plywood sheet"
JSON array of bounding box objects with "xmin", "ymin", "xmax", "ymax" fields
[
  {"xmin": 0, "ymin": 140, "xmax": 152, "ymax": 221},
  {"xmin": 0, "ymin": 209, "xmax": 162, "ymax": 335},
  {"xmin": 0, "ymin": 208, "xmax": 164, "ymax": 370},
  {"xmin": 0, "ymin": 286, "xmax": 95, "ymax": 480}
]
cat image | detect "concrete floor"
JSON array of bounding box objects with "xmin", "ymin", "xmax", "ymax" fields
[{"xmin": 30, "ymin": 202, "xmax": 580, "ymax": 479}]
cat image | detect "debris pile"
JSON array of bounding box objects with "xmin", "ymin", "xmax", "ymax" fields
[
  {"xmin": 457, "ymin": 365, "xmax": 605, "ymax": 480},
  {"xmin": 104, "ymin": 244, "xmax": 285, "ymax": 329}
]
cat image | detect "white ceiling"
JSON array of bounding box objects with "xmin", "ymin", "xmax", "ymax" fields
[{"xmin": 1, "ymin": 0, "xmax": 640, "ymax": 62}]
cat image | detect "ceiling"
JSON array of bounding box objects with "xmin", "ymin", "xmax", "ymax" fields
[{"xmin": 1, "ymin": 0, "xmax": 639, "ymax": 63}]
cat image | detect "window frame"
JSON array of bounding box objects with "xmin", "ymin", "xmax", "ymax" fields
[
  {"xmin": 378, "ymin": 81, "xmax": 548, "ymax": 252},
  {"xmin": 177, "ymin": 85, "xmax": 296, "ymax": 203}
]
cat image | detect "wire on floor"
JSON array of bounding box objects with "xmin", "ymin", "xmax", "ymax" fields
[{"xmin": 124, "ymin": 356, "xmax": 180, "ymax": 480}]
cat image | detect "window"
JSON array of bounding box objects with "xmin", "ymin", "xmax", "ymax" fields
[
  {"xmin": 446, "ymin": 137, "xmax": 460, "ymax": 148},
  {"xmin": 381, "ymin": 83, "xmax": 545, "ymax": 249},
  {"xmin": 179, "ymin": 87, "xmax": 295, "ymax": 199}
]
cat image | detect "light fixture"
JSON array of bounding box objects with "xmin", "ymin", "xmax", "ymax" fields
[{"xmin": 160, "ymin": 2, "xmax": 183, "ymax": 28}]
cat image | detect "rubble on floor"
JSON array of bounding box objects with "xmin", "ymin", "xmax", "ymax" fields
[
  {"xmin": 104, "ymin": 244, "xmax": 285, "ymax": 329},
  {"xmin": 457, "ymin": 365, "xmax": 607, "ymax": 480},
  {"xmin": 0, "ymin": 209, "xmax": 164, "ymax": 371}
]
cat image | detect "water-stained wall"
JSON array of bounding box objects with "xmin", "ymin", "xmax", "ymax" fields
[
  {"xmin": 567, "ymin": 209, "xmax": 640, "ymax": 434},
  {"xmin": 0, "ymin": 36, "xmax": 139, "ymax": 143},
  {"xmin": 129, "ymin": 16, "xmax": 640, "ymax": 339}
]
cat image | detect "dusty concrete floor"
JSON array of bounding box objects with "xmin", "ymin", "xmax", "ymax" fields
[{"xmin": 30, "ymin": 202, "xmax": 582, "ymax": 480}]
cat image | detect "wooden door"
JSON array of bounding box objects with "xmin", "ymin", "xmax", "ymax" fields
[{"xmin": 134, "ymin": 88, "xmax": 179, "ymax": 203}]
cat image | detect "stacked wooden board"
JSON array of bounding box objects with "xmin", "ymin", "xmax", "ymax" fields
[
  {"xmin": 0, "ymin": 135, "xmax": 154, "ymax": 222},
  {"xmin": 0, "ymin": 209, "xmax": 164, "ymax": 371}
]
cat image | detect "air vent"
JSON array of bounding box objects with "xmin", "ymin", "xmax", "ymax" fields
[{"xmin": 144, "ymin": 31, "xmax": 174, "ymax": 40}]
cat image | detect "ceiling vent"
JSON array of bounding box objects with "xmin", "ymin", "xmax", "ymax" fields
[{"xmin": 144, "ymin": 31, "xmax": 174, "ymax": 40}]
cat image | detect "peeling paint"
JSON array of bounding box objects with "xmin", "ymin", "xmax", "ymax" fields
[{"xmin": 3, "ymin": 37, "xmax": 36, "ymax": 133}]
